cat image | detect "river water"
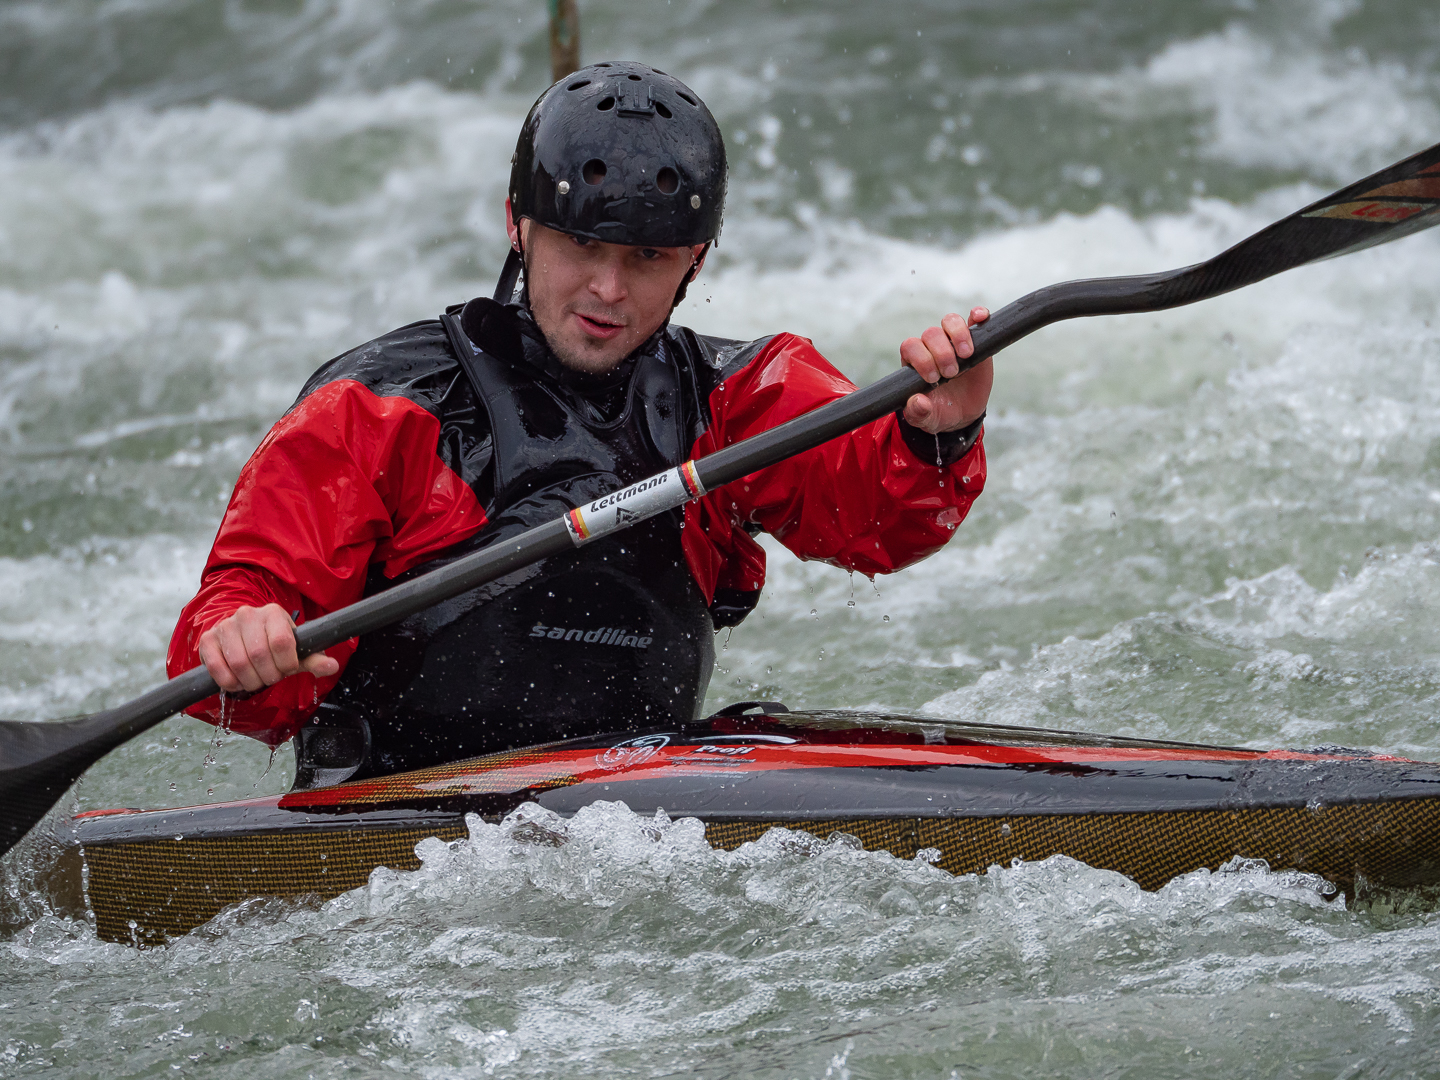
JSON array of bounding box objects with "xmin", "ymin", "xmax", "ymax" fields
[{"xmin": 3, "ymin": 0, "xmax": 1440, "ymax": 1075}]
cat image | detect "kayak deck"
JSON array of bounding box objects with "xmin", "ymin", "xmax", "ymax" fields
[{"xmin": 72, "ymin": 711, "xmax": 1440, "ymax": 944}]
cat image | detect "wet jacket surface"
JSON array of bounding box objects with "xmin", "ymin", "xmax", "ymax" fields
[{"xmin": 167, "ymin": 298, "xmax": 987, "ymax": 763}]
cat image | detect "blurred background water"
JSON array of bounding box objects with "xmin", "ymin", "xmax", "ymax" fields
[{"xmin": 3, "ymin": 0, "xmax": 1440, "ymax": 1075}]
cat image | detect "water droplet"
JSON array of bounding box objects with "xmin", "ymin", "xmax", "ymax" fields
[
  {"xmin": 999, "ymin": 823, "xmax": 1012, "ymax": 837},
  {"xmin": 846, "ymin": 600, "xmax": 856, "ymax": 607},
  {"xmin": 809, "ymin": 608, "xmax": 818, "ymax": 618},
  {"xmin": 882, "ymin": 615, "xmax": 890, "ymax": 623}
]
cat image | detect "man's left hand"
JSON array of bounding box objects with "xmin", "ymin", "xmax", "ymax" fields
[{"xmin": 900, "ymin": 307, "xmax": 993, "ymax": 434}]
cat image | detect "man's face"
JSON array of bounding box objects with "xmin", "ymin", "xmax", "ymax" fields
[{"xmin": 507, "ymin": 202, "xmax": 705, "ymax": 374}]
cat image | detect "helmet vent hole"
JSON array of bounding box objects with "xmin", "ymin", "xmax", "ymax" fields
[
  {"xmin": 656, "ymin": 167, "xmax": 679, "ymax": 194},
  {"xmin": 566, "ymin": 79, "xmax": 590, "ymax": 91},
  {"xmin": 655, "ymin": 101, "xmax": 672, "ymax": 119},
  {"xmin": 627, "ymin": 74, "xmax": 643, "ymax": 81},
  {"xmin": 596, "ymin": 96, "xmax": 615, "ymax": 111},
  {"xmin": 677, "ymin": 91, "xmax": 697, "ymax": 106},
  {"xmin": 582, "ymin": 159, "xmax": 608, "ymax": 186}
]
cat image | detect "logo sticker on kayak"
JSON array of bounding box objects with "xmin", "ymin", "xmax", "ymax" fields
[
  {"xmin": 597, "ymin": 733, "xmax": 671, "ymax": 770},
  {"xmin": 566, "ymin": 461, "xmax": 706, "ymax": 545},
  {"xmin": 670, "ymin": 743, "xmax": 758, "ymax": 767}
]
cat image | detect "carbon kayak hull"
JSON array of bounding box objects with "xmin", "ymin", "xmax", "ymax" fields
[{"xmin": 71, "ymin": 710, "xmax": 1440, "ymax": 943}]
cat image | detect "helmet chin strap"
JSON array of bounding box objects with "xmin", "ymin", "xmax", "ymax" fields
[
  {"xmin": 671, "ymin": 241, "xmax": 711, "ymax": 310},
  {"xmin": 493, "ymin": 246, "xmax": 524, "ymax": 304}
]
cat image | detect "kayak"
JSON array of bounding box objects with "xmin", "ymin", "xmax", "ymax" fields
[{"xmin": 71, "ymin": 707, "xmax": 1440, "ymax": 944}]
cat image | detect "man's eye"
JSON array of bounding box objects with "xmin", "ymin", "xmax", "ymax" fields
[
  {"xmin": 638, "ymin": 248, "xmax": 661, "ymax": 260},
  {"xmin": 570, "ymin": 235, "xmax": 593, "ymax": 247}
]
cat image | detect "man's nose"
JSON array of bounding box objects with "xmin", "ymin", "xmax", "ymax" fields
[{"xmin": 589, "ymin": 258, "xmax": 628, "ymax": 305}]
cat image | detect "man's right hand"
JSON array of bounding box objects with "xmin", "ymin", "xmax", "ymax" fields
[{"xmin": 197, "ymin": 603, "xmax": 341, "ymax": 694}]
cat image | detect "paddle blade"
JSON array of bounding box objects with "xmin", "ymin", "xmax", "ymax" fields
[
  {"xmin": 1197, "ymin": 140, "xmax": 1440, "ymax": 297},
  {"xmin": 0, "ymin": 714, "xmax": 131, "ymax": 853},
  {"xmin": 0, "ymin": 668, "xmax": 216, "ymax": 856}
]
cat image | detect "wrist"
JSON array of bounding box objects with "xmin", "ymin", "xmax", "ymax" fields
[{"xmin": 896, "ymin": 409, "xmax": 984, "ymax": 467}]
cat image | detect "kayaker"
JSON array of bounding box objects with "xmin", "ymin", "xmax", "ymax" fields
[{"xmin": 167, "ymin": 61, "xmax": 993, "ymax": 782}]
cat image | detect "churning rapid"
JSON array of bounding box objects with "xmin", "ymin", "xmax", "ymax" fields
[{"xmin": 4, "ymin": 0, "xmax": 1440, "ymax": 1075}]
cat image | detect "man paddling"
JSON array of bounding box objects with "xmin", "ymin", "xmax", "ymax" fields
[{"xmin": 168, "ymin": 61, "xmax": 993, "ymax": 782}]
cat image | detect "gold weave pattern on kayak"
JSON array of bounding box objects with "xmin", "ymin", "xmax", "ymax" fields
[
  {"xmin": 278, "ymin": 748, "xmax": 579, "ymax": 808},
  {"xmin": 83, "ymin": 798, "xmax": 1440, "ymax": 944},
  {"xmin": 84, "ymin": 822, "xmax": 466, "ymax": 945},
  {"xmin": 704, "ymin": 798, "xmax": 1440, "ymax": 892}
]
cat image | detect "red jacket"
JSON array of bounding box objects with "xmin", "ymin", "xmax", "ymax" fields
[{"xmin": 168, "ymin": 324, "xmax": 985, "ymax": 746}]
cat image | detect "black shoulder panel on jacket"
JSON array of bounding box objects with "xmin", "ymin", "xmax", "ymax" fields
[
  {"xmin": 291, "ymin": 317, "xmax": 494, "ymax": 493},
  {"xmin": 668, "ymin": 326, "xmax": 775, "ymax": 380},
  {"xmin": 293, "ymin": 319, "xmax": 469, "ymax": 419},
  {"xmin": 664, "ymin": 325, "xmax": 778, "ymax": 442}
]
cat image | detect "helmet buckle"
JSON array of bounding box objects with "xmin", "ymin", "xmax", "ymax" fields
[{"xmin": 617, "ymin": 83, "xmax": 655, "ymax": 118}]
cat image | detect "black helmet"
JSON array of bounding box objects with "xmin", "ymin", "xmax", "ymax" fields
[{"xmin": 509, "ymin": 60, "xmax": 727, "ymax": 248}]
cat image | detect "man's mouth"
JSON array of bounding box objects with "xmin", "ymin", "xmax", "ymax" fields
[{"xmin": 574, "ymin": 311, "xmax": 626, "ymax": 340}]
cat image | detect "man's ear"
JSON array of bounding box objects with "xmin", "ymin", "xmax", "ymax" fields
[{"xmin": 690, "ymin": 243, "xmax": 708, "ymax": 274}]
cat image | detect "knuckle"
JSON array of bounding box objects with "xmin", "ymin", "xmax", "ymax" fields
[{"xmin": 219, "ymin": 636, "xmax": 245, "ymax": 666}]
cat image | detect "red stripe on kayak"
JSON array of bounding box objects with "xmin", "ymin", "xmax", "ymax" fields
[
  {"xmin": 274, "ymin": 742, "xmax": 1395, "ymax": 808},
  {"xmin": 81, "ymin": 742, "xmax": 1413, "ymax": 818}
]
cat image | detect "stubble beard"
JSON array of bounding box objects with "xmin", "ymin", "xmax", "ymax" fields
[
  {"xmin": 549, "ymin": 312, "xmax": 634, "ymax": 373},
  {"xmin": 531, "ymin": 293, "xmax": 648, "ymax": 375}
]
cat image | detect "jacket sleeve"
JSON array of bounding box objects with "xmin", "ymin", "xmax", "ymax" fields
[
  {"xmin": 166, "ymin": 379, "xmax": 489, "ymax": 746},
  {"xmin": 683, "ymin": 333, "xmax": 985, "ymax": 591}
]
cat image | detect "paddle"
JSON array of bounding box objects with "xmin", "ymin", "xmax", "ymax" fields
[{"xmin": 4, "ymin": 140, "xmax": 1439, "ymax": 858}]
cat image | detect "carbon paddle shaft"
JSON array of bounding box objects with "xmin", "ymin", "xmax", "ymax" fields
[{"xmin": 3, "ymin": 138, "xmax": 1438, "ymax": 855}]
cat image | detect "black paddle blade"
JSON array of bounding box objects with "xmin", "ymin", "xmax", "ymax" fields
[
  {"xmin": 0, "ymin": 714, "xmax": 134, "ymax": 852},
  {"xmin": 0, "ymin": 667, "xmax": 218, "ymax": 856},
  {"xmin": 1190, "ymin": 139, "xmax": 1440, "ymax": 298}
]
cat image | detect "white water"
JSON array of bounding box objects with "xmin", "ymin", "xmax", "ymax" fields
[
  {"xmin": 9, "ymin": 803, "xmax": 1440, "ymax": 1076},
  {"xmin": 4, "ymin": 0, "xmax": 1440, "ymax": 1074}
]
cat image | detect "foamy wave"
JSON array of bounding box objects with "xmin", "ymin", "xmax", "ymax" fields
[
  {"xmin": 0, "ymin": 535, "xmax": 206, "ymax": 719},
  {"xmin": 1144, "ymin": 22, "xmax": 1439, "ymax": 178}
]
